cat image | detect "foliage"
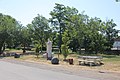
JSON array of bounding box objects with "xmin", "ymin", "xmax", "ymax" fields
[
  {"xmin": 0, "ymin": 13, "xmax": 17, "ymax": 53},
  {"xmin": 84, "ymin": 18, "xmax": 105, "ymax": 54},
  {"xmin": 50, "ymin": 3, "xmax": 119, "ymax": 55},
  {"xmin": 61, "ymin": 30, "xmax": 70, "ymax": 59},
  {"xmin": 50, "ymin": 3, "xmax": 66, "ymax": 53},
  {"xmin": 103, "ymin": 19, "xmax": 118, "ymax": 50},
  {"xmin": 61, "ymin": 45, "xmax": 69, "ymax": 59},
  {"xmin": 28, "ymin": 14, "xmax": 50, "ymax": 53},
  {"xmin": 0, "ymin": 3, "xmax": 119, "ymax": 56},
  {"xmin": 20, "ymin": 27, "xmax": 32, "ymax": 53},
  {"xmin": 116, "ymin": 0, "xmax": 120, "ymax": 2},
  {"xmin": 50, "ymin": 3, "xmax": 78, "ymax": 53}
]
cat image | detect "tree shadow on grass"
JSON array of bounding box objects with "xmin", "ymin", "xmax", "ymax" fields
[{"xmin": 102, "ymin": 55, "xmax": 117, "ymax": 58}]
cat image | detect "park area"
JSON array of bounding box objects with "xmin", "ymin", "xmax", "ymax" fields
[
  {"xmin": 0, "ymin": 1, "xmax": 120, "ymax": 80},
  {"xmin": 2, "ymin": 49, "xmax": 120, "ymax": 74}
]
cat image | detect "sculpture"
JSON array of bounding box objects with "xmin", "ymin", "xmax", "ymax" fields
[{"xmin": 46, "ymin": 39, "xmax": 52, "ymax": 59}]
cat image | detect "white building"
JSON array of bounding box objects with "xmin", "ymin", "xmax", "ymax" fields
[{"xmin": 112, "ymin": 38, "xmax": 120, "ymax": 50}]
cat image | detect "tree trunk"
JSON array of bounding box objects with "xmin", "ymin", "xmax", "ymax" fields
[
  {"xmin": 0, "ymin": 41, "xmax": 4, "ymax": 53},
  {"xmin": 0, "ymin": 46, "xmax": 3, "ymax": 53},
  {"xmin": 23, "ymin": 44, "xmax": 26, "ymax": 53},
  {"xmin": 2, "ymin": 43, "xmax": 5, "ymax": 52},
  {"xmin": 40, "ymin": 38, "xmax": 43, "ymax": 53},
  {"xmin": 79, "ymin": 46, "xmax": 81, "ymax": 55},
  {"xmin": 95, "ymin": 48, "xmax": 98, "ymax": 54},
  {"xmin": 59, "ymin": 21, "xmax": 62, "ymax": 54},
  {"xmin": 58, "ymin": 53, "xmax": 60, "ymax": 59},
  {"xmin": 41, "ymin": 40, "xmax": 43, "ymax": 53},
  {"xmin": 59, "ymin": 29, "xmax": 62, "ymax": 54}
]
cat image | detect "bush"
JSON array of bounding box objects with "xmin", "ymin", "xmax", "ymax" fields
[{"xmin": 61, "ymin": 45, "xmax": 69, "ymax": 60}]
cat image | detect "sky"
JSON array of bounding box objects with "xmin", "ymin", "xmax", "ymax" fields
[{"xmin": 0, "ymin": 0, "xmax": 120, "ymax": 30}]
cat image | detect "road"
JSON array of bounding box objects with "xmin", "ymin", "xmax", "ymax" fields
[{"xmin": 0, "ymin": 61, "xmax": 96, "ymax": 80}]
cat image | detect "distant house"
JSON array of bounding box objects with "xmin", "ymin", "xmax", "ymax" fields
[{"xmin": 112, "ymin": 38, "xmax": 120, "ymax": 50}]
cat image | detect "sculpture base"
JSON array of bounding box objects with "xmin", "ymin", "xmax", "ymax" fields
[{"xmin": 47, "ymin": 57, "xmax": 52, "ymax": 60}]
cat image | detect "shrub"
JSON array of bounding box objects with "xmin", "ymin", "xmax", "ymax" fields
[{"xmin": 61, "ymin": 45, "xmax": 69, "ymax": 60}]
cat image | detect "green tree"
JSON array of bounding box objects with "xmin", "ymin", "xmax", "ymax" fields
[
  {"xmin": 28, "ymin": 14, "xmax": 50, "ymax": 53},
  {"xmin": 50, "ymin": 3, "xmax": 78, "ymax": 53},
  {"xmin": 5, "ymin": 22, "xmax": 22, "ymax": 48},
  {"xmin": 67, "ymin": 13, "xmax": 87, "ymax": 54},
  {"xmin": 61, "ymin": 30, "xmax": 70, "ymax": 60},
  {"xmin": 103, "ymin": 19, "xmax": 118, "ymax": 50},
  {"xmin": 0, "ymin": 13, "xmax": 17, "ymax": 53},
  {"xmin": 20, "ymin": 27, "xmax": 32, "ymax": 53},
  {"xmin": 50, "ymin": 3, "xmax": 66, "ymax": 53},
  {"xmin": 84, "ymin": 17, "xmax": 106, "ymax": 54}
]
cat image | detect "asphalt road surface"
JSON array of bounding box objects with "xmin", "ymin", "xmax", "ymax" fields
[{"xmin": 0, "ymin": 61, "xmax": 97, "ymax": 80}]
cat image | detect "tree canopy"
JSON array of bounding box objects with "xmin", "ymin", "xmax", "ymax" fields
[
  {"xmin": 0, "ymin": 13, "xmax": 17, "ymax": 53},
  {"xmin": 0, "ymin": 3, "xmax": 119, "ymax": 55},
  {"xmin": 27, "ymin": 14, "xmax": 50, "ymax": 53}
]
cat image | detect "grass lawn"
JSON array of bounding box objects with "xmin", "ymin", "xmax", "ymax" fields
[{"xmin": 101, "ymin": 55, "xmax": 120, "ymax": 72}]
